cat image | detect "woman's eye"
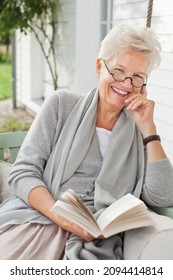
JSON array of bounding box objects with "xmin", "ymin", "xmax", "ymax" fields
[
  {"xmin": 133, "ymin": 74, "xmax": 143, "ymax": 79},
  {"xmin": 114, "ymin": 68, "xmax": 124, "ymax": 74},
  {"xmin": 133, "ymin": 74, "xmax": 144, "ymax": 80}
]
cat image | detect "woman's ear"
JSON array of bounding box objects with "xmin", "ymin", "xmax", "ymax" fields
[{"xmin": 96, "ymin": 58, "xmax": 102, "ymax": 77}]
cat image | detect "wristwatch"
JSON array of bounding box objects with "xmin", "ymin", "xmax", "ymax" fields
[{"xmin": 143, "ymin": 135, "xmax": 161, "ymax": 145}]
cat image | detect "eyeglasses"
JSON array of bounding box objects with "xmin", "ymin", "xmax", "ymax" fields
[{"xmin": 102, "ymin": 59, "xmax": 147, "ymax": 88}]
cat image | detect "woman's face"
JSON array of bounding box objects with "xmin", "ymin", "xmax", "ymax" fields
[{"xmin": 96, "ymin": 50, "xmax": 149, "ymax": 113}]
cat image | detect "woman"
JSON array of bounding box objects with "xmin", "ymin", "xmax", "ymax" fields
[{"xmin": 0, "ymin": 25, "xmax": 173, "ymax": 259}]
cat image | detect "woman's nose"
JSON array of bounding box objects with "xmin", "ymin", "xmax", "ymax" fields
[{"xmin": 122, "ymin": 77, "xmax": 133, "ymax": 88}]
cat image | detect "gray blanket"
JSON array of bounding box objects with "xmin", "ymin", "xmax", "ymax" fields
[{"xmin": 65, "ymin": 233, "xmax": 123, "ymax": 260}]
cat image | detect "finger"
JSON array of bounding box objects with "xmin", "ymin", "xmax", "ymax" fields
[
  {"xmin": 72, "ymin": 224, "xmax": 94, "ymax": 241},
  {"xmin": 126, "ymin": 97, "xmax": 144, "ymax": 110},
  {"xmin": 125, "ymin": 93, "xmax": 143, "ymax": 104},
  {"xmin": 98, "ymin": 234, "xmax": 105, "ymax": 239},
  {"xmin": 82, "ymin": 229, "xmax": 94, "ymax": 240},
  {"xmin": 140, "ymin": 86, "xmax": 147, "ymax": 98}
]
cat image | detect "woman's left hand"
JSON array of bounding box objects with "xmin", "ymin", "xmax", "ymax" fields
[{"xmin": 124, "ymin": 86, "xmax": 157, "ymax": 137}]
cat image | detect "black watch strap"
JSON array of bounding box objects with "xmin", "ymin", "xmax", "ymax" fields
[{"xmin": 143, "ymin": 135, "xmax": 161, "ymax": 145}]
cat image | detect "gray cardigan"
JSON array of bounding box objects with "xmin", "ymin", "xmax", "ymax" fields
[{"xmin": 0, "ymin": 90, "xmax": 173, "ymax": 228}]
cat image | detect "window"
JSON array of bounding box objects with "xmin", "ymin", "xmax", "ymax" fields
[{"xmin": 100, "ymin": 0, "xmax": 115, "ymax": 41}]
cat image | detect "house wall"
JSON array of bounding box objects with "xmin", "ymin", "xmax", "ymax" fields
[
  {"xmin": 112, "ymin": 0, "xmax": 173, "ymax": 162},
  {"xmin": 15, "ymin": 31, "xmax": 44, "ymax": 112},
  {"xmin": 44, "ymin": 0, "xmax": 76, "ymax": 95},
  {"xmin": 44, "ymin": 0, "xmax": 100, "ymax": 95},
  {"xmin": 74, "ymin": 0, "xmax": 100, "ymax": 93},
  {"xmin": 16, "ymin": 30, "xmax": 31, "ymax": 104}
]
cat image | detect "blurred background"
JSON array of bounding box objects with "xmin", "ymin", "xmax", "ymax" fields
[{"xmin": 0, "ymin": 0, "xmax": 172, "ymax": 162}]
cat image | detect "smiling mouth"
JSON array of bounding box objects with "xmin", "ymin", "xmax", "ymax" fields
[{"xmin": 111, "ymin": 86, "xmax": 129, "ymax": 96}]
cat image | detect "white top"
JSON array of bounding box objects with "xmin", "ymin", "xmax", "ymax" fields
[{"xmin": 96, "ymin": 127, "xmax": 112, "ymax": 158}]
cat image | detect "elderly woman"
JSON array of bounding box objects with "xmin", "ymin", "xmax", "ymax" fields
[{"xmin": 0, "ymin": 25, "xmax": 173, "ymax": 260}]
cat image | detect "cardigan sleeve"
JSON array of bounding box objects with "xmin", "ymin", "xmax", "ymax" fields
[
  {"xmin": 8, "ymin": 90, "xmax": 81, "ymax": 205},
  {"xmin": 141, "ymin": 158, "xmax": 173, "ymax": 207},
  {"xmin": 8, "ymin": 92, "xmax": 61, "ymax": 204}
]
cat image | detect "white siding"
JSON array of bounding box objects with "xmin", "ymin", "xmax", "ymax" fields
[
  {"xmin": 57, "ymin": 0, "xmax": 76, "ymax": 89},
  {"xmin": 16, "ymin": 31, "xmax": 31, "ymax": 102},
  {"xmin": 74, "ymin": 0, "xmax": 100, "ymax": 93},
  {"xmin": 16, "ymin": 31, "xmax": 44, "ymax": 112},
  {"xmin": 111, "ymin": 0, "xmax": 173, "ymax": 162}
]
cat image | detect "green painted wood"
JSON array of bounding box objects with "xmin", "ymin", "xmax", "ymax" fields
[{"xmin": 0, "ymin": 131, "xmax": 27, "ymax": 163}]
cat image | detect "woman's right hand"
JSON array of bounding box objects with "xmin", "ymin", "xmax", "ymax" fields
[
  {"xmin": 53, "ymin": 213, "xmax": 95, "ymax": 241},
  {"xmin": 28, "ymin": 186, "xmax": 95, "ymax": 241}
]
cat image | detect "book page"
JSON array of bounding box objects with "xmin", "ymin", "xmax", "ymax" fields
[
  {"xmin": 97, "ymin": 193, "xmax": 147, "ymax": 230},
  {"xmin": 102, "ymin": 210, "xmax": 153, "ymax": 238},
  {"xmin": 51, "ymin": 200, "xmax": 101, "ymax": 237},
  {"xmin": 62, "ymin": 189, "xmax": 96, "ymax": 224}
]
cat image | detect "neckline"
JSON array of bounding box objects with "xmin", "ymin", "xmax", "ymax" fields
[{"xmin": 96, "ymin": 127, "xmax": 112, "ymax": 134}]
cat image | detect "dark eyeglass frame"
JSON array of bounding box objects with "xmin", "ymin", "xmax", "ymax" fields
[{"xmin": 102, "ymin": 59, "xmax": 147, "ymax": 88}]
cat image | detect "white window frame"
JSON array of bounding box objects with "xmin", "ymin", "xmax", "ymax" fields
[{"xmin": 100, "ymin": 0, "xmax": 115, "ymax": 41}]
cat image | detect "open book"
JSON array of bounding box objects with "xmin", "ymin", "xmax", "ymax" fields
[{"xmin": 51, "ymin": 189, "xmax": 153, "ymax": 238}]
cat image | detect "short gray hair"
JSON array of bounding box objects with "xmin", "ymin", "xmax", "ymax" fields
[{"xmin": 98, "ymin": 25, "xmax": 161, "ymax": 74}]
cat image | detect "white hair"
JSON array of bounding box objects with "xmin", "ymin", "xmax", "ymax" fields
[{"xmin": 98, "ymin": 25, "xmax": 161, "ymax": 74}]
